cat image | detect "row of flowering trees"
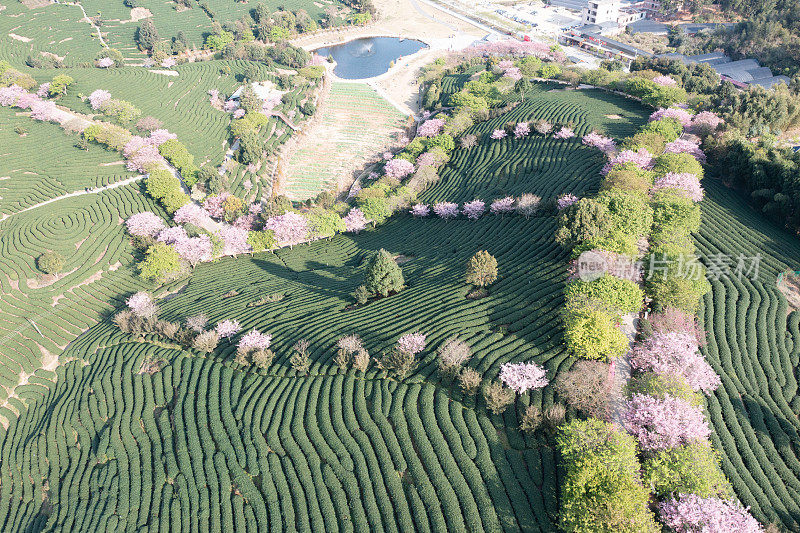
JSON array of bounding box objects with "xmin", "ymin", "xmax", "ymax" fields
[{"xmin": 556, "ymin": 104, "xmax": 762, "ymax": 532}]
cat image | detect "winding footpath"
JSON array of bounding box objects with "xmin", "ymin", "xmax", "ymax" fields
[{"xmin": 53, "ymin": 0, "xmax": 107, "ymax": 48}]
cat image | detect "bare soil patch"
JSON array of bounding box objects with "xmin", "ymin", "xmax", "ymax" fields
[
  {"xmin": 9, "ymin": 33, "xmax": 31, "ymax": 42},
  {"xmin": 778, "ymin": 271, "xmax": 800, "ymax": 313}
]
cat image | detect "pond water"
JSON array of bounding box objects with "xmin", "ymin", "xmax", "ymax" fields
[{"xmin": 315, "ymin": 37, "xmax": 428, "ymax": 79}]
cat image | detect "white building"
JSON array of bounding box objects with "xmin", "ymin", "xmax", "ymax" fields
[{"xmin": 581, "ymin": 0, "xmax": 645, "ymax": 28}]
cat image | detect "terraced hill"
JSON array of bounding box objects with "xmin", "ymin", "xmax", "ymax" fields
[
  {"xmin": 695, "ymin": 181, "xmax": 800, "ymax": 531},
  {"xmin": 0, "ymin": 87, "xmax": 651, "ymax": 531},
  {"xmin": 0, "ymin": 105, "xmax": 135, "ymax": 217}
]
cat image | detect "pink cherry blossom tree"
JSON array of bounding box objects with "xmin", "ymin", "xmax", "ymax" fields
[
  {"xmin": 343, "ymin": 208, "xmax": 369, "ymax": 233},
  {"xmin": 96, "ymin": 57, "xmax": 114, "ymax": 68},
  {"xmin": 490, "ymin": 196, "xmax": 516, "ymax": 215},
  {"xmin": 203, "ymin": 193, "xmax": 230, "ymax": 219},
  {"xmin": 216, "ymin": 319, "xmax": 241, "ymax": 339},
  {"xmin": 238, "ymin": 329, "xmax": 272, "ymax": 351},
  {"xmin": 557, "ymin": 193, "xmax": 579, "ymax": 210},
  {"xmin": 416, "ymin": 118, "xmax": 445, "ymax": 138},
  {"xmin": 36, "ymin": 83, "xmax": 51, "ymax": 98},
  {"xmin": 622, "ymin": 393, "xmax": 711, "ymax": 451},
  {"xmin": 174, "ymin": 235, "xmax": 213, "ymax": 266},
  {"xmin": 490, "ymin": 129, "xmax": 507, "ymax": 140},
  {"xmin": 433, "ymin": 202, "xmax": 459, "ymax": 219},
  {"xmin": 690, "ymin": 111, "xmax": 723, "ymax": 136},
  {"xmin": 462, "ymin": 199, "xmax": 486, "ymax": 220},
  {"xmin": 514, "ymin": 122, "xmax": 530, "ymax": 139},
  {"xmin": 658, "ymin": 494, "xmax": 763, "ymax": 533},
  {"xmin": 554, "ymin": 127, "xmax": 575, "ymax": 139},
  {"xmin": 173, "ymin": 203, "xmax": 210, "ymax": 226},
  {"xmin": 219, "ymin": 226, "xmax": 252, "ymax": 256},
  {"xmin": 265, "ymin": 212, "xmax": 309, "ymax": 248},
  {"xmin": 149, "ymin": 129, "xmax": 178, "ymax": 146},
  {"xmin": 653, "ymin": 172, "xmax": 704, "ymax": 202},
  {"xmin": 534, "ymin": 120, "xmax": 553, "ymax": 135},
  {"xmin": 649, "ymin": 107, "xmax": 693, "ymax": 127},
  {"xmin": 127, "ymin": 291, "xmax": 159, "ymax": 319},
  {"xmin": 411, "ymin": 204, "xmax": 430, "ymax": 217},
  {"xmin": 629, "ymin": 332, "xmax": 720, "ymax": 394},
  {"xmin": 602, "ymin": 148, "xmax": 654, "ymax": 175},
  {"xmin": 30, "ymin": 101, "xmax": 59, "ymax": 123},
  {"xmin": 89, "ymin": 89, "xmax": 112, "ymax": 110},
  {"xmin": 126, "ymin": 212, "xmax": 166, "ymax": 237},
  {"xmin": 0, "ymin": 85, "xmax": 26, "ymax": 107},
  {"xmin": 499, "ymin": 361, "xmax": 549, "ymax": 394},
  {"xmin": 157, "ymin": 226, "xmax": 189, "ymax": 244},
  {"xmin": 653, "ymin": 75, "xmax": 678, "ymax": 86},
  {"xmin": 397, "ymin": 332, "xmax": 426, "ymax": 355},
  {"xmin": 582, "ymin": 132, "xmax": 616, "ymax": 153},
  {"xmin": 664, "ymin": 138, "xmax": 706, "ymax": 162},
  {"xmin": 384, "ymin": 158, "xmax": 415, "ymax": 179}
]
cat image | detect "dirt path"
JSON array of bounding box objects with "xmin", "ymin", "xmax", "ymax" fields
[{"xmin": 53, "ymin": 0, "xmax": 107, "ymax": 48}]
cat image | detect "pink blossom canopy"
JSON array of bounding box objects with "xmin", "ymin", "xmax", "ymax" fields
[
  {"xmin": 653, "ymin": 172, "xmax": 704, "ymax": 202},
  {"xmin": 602, "ymin": 148, "xmax": 654, "ymax": 175},
  {"xmin": 157, "ymin": 226, "xmax": 189, "ymax": 245},
  {"xmin": 173, "ymin": 203, "xmax": 210, "ymax": 225},
  {"xmin": 513, "ymin": 122, "xmax": 530, "ymax": 139},
  {"xmin": 126, "ymin": 291, "xmax": 158, "ymax": 318},
  {"xmin": 557, "ymin": 194, "xmax": 579, "ymax": 210},
  {"xmin": 89, "ymin": 89, "xmax": 112, "ymax": 110},
  {"xmin": 173, "ymin": 235, "xmax": 213, "ymax": 266},
  {"xmin": 658, "ymin": 494, "xmax": 763, "ymax": 533},
  {"xmin": 216, "ymin": 319, "xmax": 241, "ymax": 339},
  {"xmin": 499, "ymin": 361, "xmax": 549, "ymax": 394},
  {"xmin": 97, "ymin": 57, "xmax": 114, "ymax": 68},
  {"xmin": 490, "ymin": 197, "xmax": 516, "ymax": 214},
  {"xmin": 462, "ymin": 199, "xmax": 486, "ymax": 220},
  {"xmin": 622, "ymin": 393, "xmax": 711, "ymax": 451},
  {"xmin": 553, "ymin": 127, "xmax": 575, "ymax": 139},
  {"xmin": 664, "ymin": 138, "xmax": 706, "ymax": 163},
  {"xmin": 384, "ymin": 158, "xmax": 415, "ymax": 179},
  {"xmin": 126, "ymin": 212, "xmax": 166, "ymax": 237},
  {"xmin": 219, "ymin": 226, "xmax": 252, "ymax": 256},
  {"xmin": 490, "ymin": 129, "xmax": 507, "ymax": 140},
  {"xmin": 343, "ymin": 208, "xmax": 369, "ymax": 233},
  {"xmin": 629, "ymin": 332, "xmax": 720, "ymax": 393},
  {"xmin": 582, "ymin": 132, "xmax": 616, "ymax": 153},
  {"xmin": 149, "ymin": 129, "xmax": 178, "ymax": 146},
  {"xmin": 416, "ymin": 118, "xmax": 445, "ymax": 138},
  {"xmin": 0, "ymin": 85, "xmax": 26, "ymax": 107},
  {"xmin": 238, "ymin": 329, "xmax": 272, "ymax": 351},
  {"xmin": 397, "ymin": 332, "xmax": 427, "ymax": 355},
  {"xmin": 265, "ymin": 212, "xmax": 309, "ymax": 247},
  {"xmin": 691, "ymin": 111, "xmax": 723, "ymax": 135},
  {"xmin": 653, "ymin": 75, "xmax": 677, "ymax": 86},
  {"xmin": 649, "ymin": 107, "xmax": 694, "ymax": 127},
  {"xmin": 410, "ymin": 204, "xmax": 430, "ymax": 217},
  {"xmin": 433, "ymin": 202, "xmax": 459, "ymax": 219}
]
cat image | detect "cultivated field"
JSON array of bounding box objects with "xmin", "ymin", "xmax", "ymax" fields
[
  {"xmin": 0, "ymin": 86, "xmax": 652, "ymax": 531},
  {"xmin": 281, "ymin": 81, "xmax": 407, "ymax": 200},
  {"xmin": 696, "ymin": 181, "xmax": 800, "ymax": 530}
]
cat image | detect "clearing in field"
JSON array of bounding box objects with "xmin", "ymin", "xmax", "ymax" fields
[{"xmin": 281, "ymin": 81, "xmax": 408, "ymax": 200}]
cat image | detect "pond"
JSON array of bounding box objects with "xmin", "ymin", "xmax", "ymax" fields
[{"xmin": 314, "ymin": 37, "xmax": 428, "ymax": 80}]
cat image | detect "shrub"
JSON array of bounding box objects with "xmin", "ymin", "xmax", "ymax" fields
[
  {"xmin": 565, "ymin": 275, "xmax": 643, "ymax": 314},
  {"xmin": 290, "ymin": 339, "xmax": 311, "ymax": 374},
  {"xmin": 564, "ymin": 308, "xmax": 629, "ymax": 361},
  {"xmin": 640, "ymin": 116, "xmax": 682, "ymax": 142},
  {"xmin": 557, "ymin": 419, "xmax": 659, "ymax": 533},
  {"xmin": 597, "ymin": 189, "xmax": 654, "ymax": 239},
  {"xmin": 626, "ymin": 372, "xmax": 702, "ymax": 406},
  {"xmin": 555, "ymin": 198, "xmax": 612, "ymax": 247},
  {"xmin": 37, "ymin": 251, "xmax": 64, "ymax": 275},
  {"xmin": 458, "ymin": 368, "xmax": 481, "ymax": 395},
  {"xmin": 601, "ymin": 166, "xmax": 654, "ymax": 195},
  {"xmin": 364, "ymin": 249, "xmax": 404, "ymax": 297},
  {"xmin": 437, "ymin": 337, "xmax": 472, "ymax": 379},
  {"xmin": 652, "ymin": 152, "xmax": 704, "ymax": 179},
  {"xmin": 48, "ymin": 74, "xmax": 74, "ymax": 97},
  {"xmin": 520, "ymin": 405, "xmax": 543, "ymax": 433},
  {"xmin": 643, "ymin": 443, "xmax": 731, "ymax": 499},
  {"xmin": 645, "ymin": 258, "xmax": 711, "ymax": 313},
  {"xmin": 544, "ymin": 404, "xmax": 567, "ymax": 428},
  {"xmin": 146, "ymin": 168, "xmax": 180, "ymax": 200},
  {"xmin": 138, "ymin": 242, "xmax": 183, "ymax": 282},
  {"xmin": 192, "ymin": 330, "xmax": 219, "ymax": 353},
  {"xmin": 247, "ymin": 230, "xmax": 277, "ymax": 253},
  {"xmin": 376, "ymin": 347, "xmax": 417, "ymax": 379},
  {"xmin": 353, "ymin": 285, "xmax": 370, "ymax": 305},
  {"xmin": 516, "ymin": 193, "xmax": 541, "ymax": 218},
  {"xmin": 621, "ymin": 131, "xmax": 668, "ymax": 155},
  {"xmin": 483, "ymin": 381, "xmax": 514, "ymax": 414},
  {"xmin": 251, "ymin": 348, "xmax": 274, "ymax": 369},
  {"xmin": 555, "ymin": 360, "xmax": 618, "ymax": 420},
  {"xmin": 466, "ymin": 250, "xmax": 498, "ymax": 287}
]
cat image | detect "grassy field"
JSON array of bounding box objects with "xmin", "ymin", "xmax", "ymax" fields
[
  {"xmin": 282, "ymin": 81, "xmax": 408, "ymax": 201},
  {"xmin": 0, "ymin": 87, "xmax": 653, "ymax": 531},
  {"xmin": 695, "ymin": 180, "xmax": 800, "ymax": 531}
]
